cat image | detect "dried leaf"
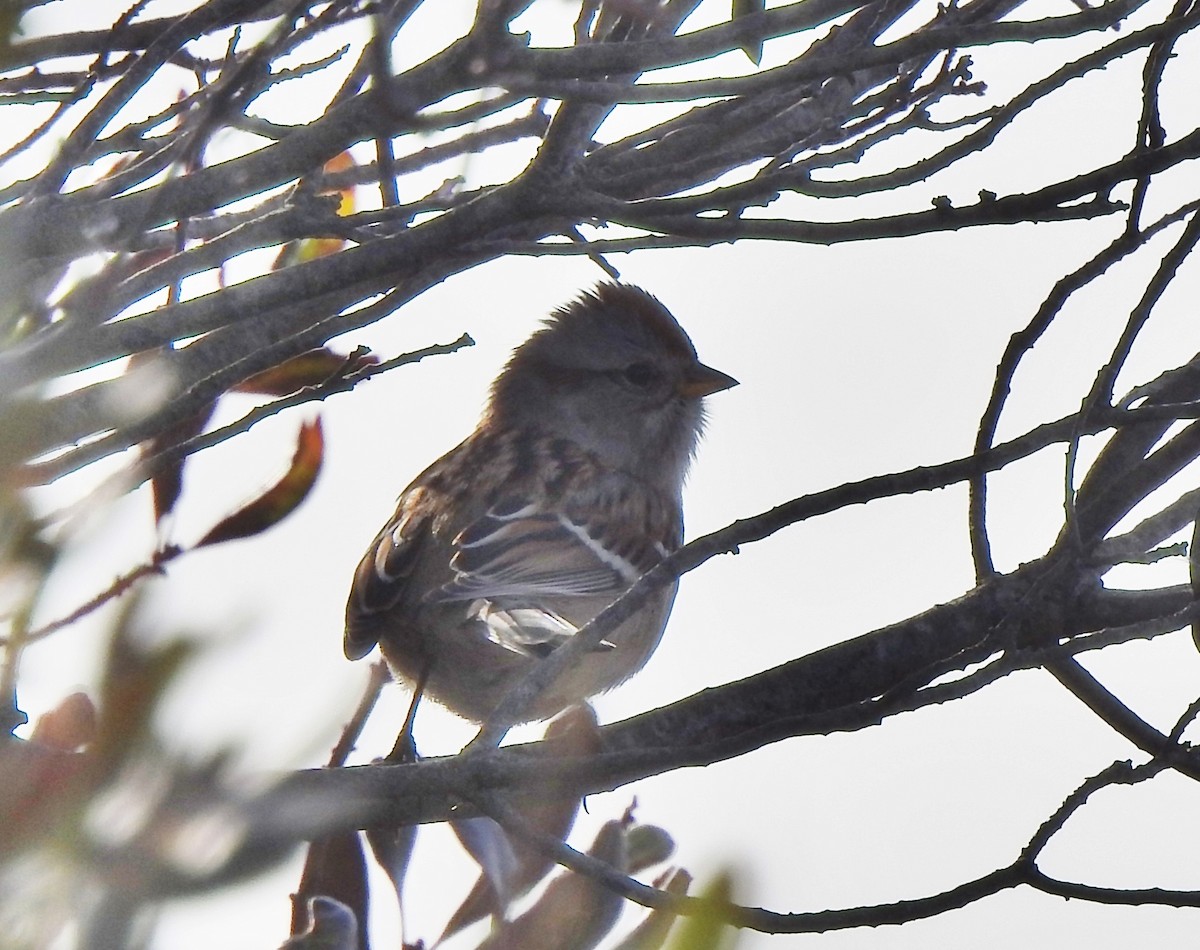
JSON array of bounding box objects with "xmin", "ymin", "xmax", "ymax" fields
[
  {"xmin": 292, "ymin": 235, "xmax": 346, "ymax": 264},
  {"xmin": 31, "ymin": 691, "xmax": 97, "ymax": 751},
  {"xmin": 5, "ymin": 600, "xmax": 189, "ymax": 855},
  {"xmin": 281, "ymin": 896, "xmax": 359, "ymax": 950},
  {"xmin": 147, "ymin": 402, "xmax": 217, "ymax": 524},
  {"xmin": 125, "ymin": 345, "xmax": 218, "ymax": 525},
  {"xmin": 291, "ymin": 835, "xmax": 369, "ymax": 949},
  {"xmin": 451, "ymin": 816, "xmax": 522, "ymax": 912},
  {"xmin": 478, "ymin": 820, "xmax": 629, "ymax": 950},
  {"xmin": 232, "ymin": 348, "xmax": 377, "ymax": 397},
  {"xmin": 272, "ymin": 152, "xmax": 358, "ymax": 267},
  {"xmin": 626, "ymin": 823, "xmax": 675, "ymax": 875},
  {"xmin": 196, "ymin": 418, "xmax": 324, "ymax": 547},
  {"xmin": 0, "ymin": 738, "xmax": 89, "ymax": 855},
  {"xmin": 321, "ymin": 150, "xmax": 359, "ymax": 216},
  {"xmin": 439, "ymin": 707, "xmax": 597, "ymax": 942},
  {"xmin": 365, "ymin": 822, "xmax": 418, "ymax": 920},
  {"xmin": 95, "ymin": 612, "xmax": 193, "ymax": 772}
]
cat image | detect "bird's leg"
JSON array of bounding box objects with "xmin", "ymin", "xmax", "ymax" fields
[{"xmin": 389, "ymin": 659, "xmax": 430, "ymax": 763}]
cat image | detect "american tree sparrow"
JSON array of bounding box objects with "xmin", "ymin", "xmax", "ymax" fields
[{"xmin": 345, "ymin": 283, "xmax": 737, "ymax": 723}]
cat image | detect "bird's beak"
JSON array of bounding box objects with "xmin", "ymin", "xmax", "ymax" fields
[{"xmin": 679, "ymin": 362, "xmax": 739, "ymax": 398}]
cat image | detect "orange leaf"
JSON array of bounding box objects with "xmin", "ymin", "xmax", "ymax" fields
[
  {"xmin": 291, "ymin": 235, "xmax": 348, "ymax": 263},
  {"xmin": 321, "ymin": 149, "xmax": 358, "ymax": 216},
  {"xmin": 196, "ymin": 418, "xmax": 324, "ymax": 547}
]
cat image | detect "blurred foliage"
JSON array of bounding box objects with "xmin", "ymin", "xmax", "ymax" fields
[
  {"xmin": 0, "ymin": 595, "xmax": 300, "ymax": 948},
  {"xmin": 664, "ymin": 872, "xmax": 738, "ymax": 950}
]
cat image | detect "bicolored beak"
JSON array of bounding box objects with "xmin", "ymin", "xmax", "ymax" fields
[{"xmin": 679, "ymin": 361, "xmax": 739, "ymax": 398}]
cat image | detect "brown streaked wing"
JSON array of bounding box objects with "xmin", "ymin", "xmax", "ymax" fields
[
  {"xmin": 434, "ymin": 496, "xmax": 669, "ymax": 604},
  {"xmin": 344, "ymin": 501, "xmax": 433, "ymax": 660}
]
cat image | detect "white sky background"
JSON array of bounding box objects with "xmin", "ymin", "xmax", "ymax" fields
[{"xmin": 10, "ymin": 0, "xmax": 1200, "ymax": 947}]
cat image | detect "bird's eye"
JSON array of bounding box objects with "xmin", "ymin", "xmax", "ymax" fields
[{"xmin": 622, "ymin": 362, "xmax": 660, "ymax": 389}]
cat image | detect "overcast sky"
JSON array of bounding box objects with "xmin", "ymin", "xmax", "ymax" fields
[{"xmin": 12, "ymin": 0, "xmax": 1200, "ymax": 947}]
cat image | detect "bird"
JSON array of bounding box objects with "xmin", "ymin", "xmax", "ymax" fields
[{"xmin": 344, "ymin": 283, "xmax": 737, "ymax": 724}]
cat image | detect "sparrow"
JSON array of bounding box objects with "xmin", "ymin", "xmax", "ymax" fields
[{"xmin": 344, "ymin": 283, "xmax": 737, "ymax": 723}]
